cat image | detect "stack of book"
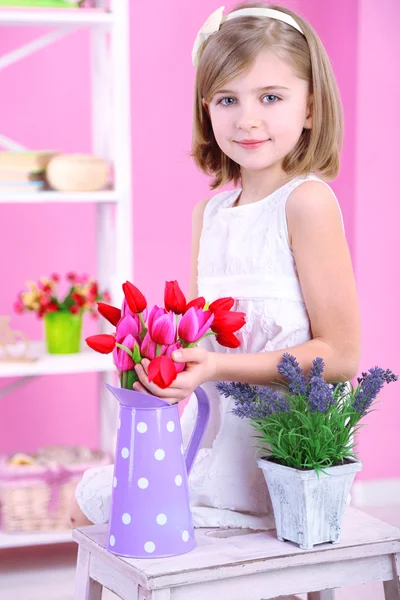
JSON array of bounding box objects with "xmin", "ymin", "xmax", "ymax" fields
[{"xmin": 0, "ymin": 151, "xmax": 56, "ymax": 195}]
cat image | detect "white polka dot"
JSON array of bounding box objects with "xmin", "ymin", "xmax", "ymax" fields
[
  {"xmin": 182, "ymin": 530, "xmax": 189, "ymax": 542},
  {"xmin": 137, "ymin": 422, "xmax": 147, "ymax": 433},
  {"xmin": 138, "ymin": 477, "xmax": 149, "ymax": 489},
  {"xmin": 118, "ymin": 417, "xmax": 121, "ymax": 429},
  {"xmin": 109, "ymin": 535, "xmax": 115, "ymax": 546},
  {"xmin": 122, "ymin": 513, "xmax": 131, "ymax": 524},
  {"xmin": 156, "ymin": 513, "xmax": 167, "ymax": 525},
  {"xmin": 144, "ymin": 541, "xmax": 155, "ymax": 553},
  {"xmin": 113, "ymin": 477, "xmax": 117, "ymax": 488},
  {"xmin": 181, "ymin": 444, "xmax": 184, "ymax": 455},
  {"xmin": 175, "ymin": 474, "xmax": 182, "ymax": 486},
  {"xmin": 167, "ymin": 421, "xmax": 175, "ymax": 432},
  {"xmin": 121, "ymin": 447, "xmax": 129, "ymax": 459},
  {"xmin": 154, "ymin": 449, "xmax": 165, "ymax": 461}
]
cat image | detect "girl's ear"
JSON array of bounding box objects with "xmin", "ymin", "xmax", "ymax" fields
[{"xmin": 304, "ymin": 95, "xmax": 313, "ymax": 129}]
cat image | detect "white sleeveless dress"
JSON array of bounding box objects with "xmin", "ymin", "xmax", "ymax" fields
[{"xmin": 75, "ymin": 173, "xmax": 341, "ymax": 528}]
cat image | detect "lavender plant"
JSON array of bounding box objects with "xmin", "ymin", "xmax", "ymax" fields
[{"xmin": 216, "ymin": 353, "xmax": 397, "ymax": 473}]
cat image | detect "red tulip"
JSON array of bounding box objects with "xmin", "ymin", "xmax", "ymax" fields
[
  {"xmin": 122, "ymin": 281, "xmax": 147, "ymax": 313},
  {"xmin": 184, "ymin": 297, "xmax": 206, "ymax": 312},
  {"xmin": 86, "ymin": 334, "xmax": 116, "ymax": 354},
  {"xmin": 209, "ymin": 297, "xmax": 235, "ymax": 313},
  {"xmin": 98, "ymin": 302, "xmax": 121, "ymax": 326},
  {"xmin": 121, "ymin": 298, "xmax": 147, "ymax": 322},
  {"xmin": 215, "ymin": 331, "xmax": 241, "ymax": 348},
  {"xmin": 164, "ymin": 280, "xmax": 186, "ymax": 314},
  {"xmin": 178, "ymin": 307, "xmax": 214, "ymax": 343},
  {"xmin": 148, "ymin": 355, "xmax": 177, "ymax": 388},
  {"xmin": 211, "ymin": 311, "xmax": 246, "ymax": 334}
]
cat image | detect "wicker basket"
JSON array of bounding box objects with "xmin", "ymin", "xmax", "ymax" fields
[{"xmin": 0, "ymin": 446, "xmax": 111, "ymax": 533}]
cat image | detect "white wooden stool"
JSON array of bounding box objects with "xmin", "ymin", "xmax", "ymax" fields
[{"xmin": 73, "ymin": 507, "xmax": 400, "ymax": 600}]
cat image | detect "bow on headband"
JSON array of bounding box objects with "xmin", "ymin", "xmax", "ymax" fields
[{"xmin": 191, "ymin": 6, "xmax": 304, "ymax": 68}]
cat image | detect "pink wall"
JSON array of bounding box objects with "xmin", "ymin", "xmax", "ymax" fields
[
  {"xmin": 0, "ymin": 1, "xmax": 398, "ymax": 480},
  {"xmin": 353, "ymin": 0, "xmax": 400, "ymax": 480}
]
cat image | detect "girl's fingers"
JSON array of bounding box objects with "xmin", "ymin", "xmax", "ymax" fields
[
  {"xmin": 141, "ymin": 359, "xmax": 150, "ymax": 374},
  {"xmin": 133, "ymin": 381, "xmax": 151, "ymax": 394}
]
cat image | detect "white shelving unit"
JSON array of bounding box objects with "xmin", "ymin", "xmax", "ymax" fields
[{"xmin": 0, "ymin": 1, "xmax": 133, "ymax": 549}]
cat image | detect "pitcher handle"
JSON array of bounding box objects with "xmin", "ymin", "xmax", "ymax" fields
[{"xmin": 184, "ymin": 386, "xmax": 211, "ymax": 475}]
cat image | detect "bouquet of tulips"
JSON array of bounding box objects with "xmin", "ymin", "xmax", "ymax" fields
[
  {"xmin": 86, "ymin": 280, "xmax": 245, "ymax": 389},
  {"xmin": 14, "ymin": 272, "xmax": 110, "ymax": 319}
]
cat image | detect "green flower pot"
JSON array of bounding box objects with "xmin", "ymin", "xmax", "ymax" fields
[{"xmin": 44, "ymin": 310, "xmax": 82, "ymax": 354}]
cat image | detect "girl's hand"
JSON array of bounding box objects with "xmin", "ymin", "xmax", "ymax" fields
[{"xmin": 133, "ymin": 348, "xmax": 217, "ymax": 404}]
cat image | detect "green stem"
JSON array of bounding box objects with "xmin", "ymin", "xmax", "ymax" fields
[
  {"xmin": 139, "ymin": 312, "xmax": 148, "ymax": 339},
  {"xmin": 121, "ymin": 371, "xmax": 127, "ymax": 388},
  {"xmin": 115, "ymin": 342, "xmax": 134, "ymax": 358},
  {"xmin": 200, "ymin": 331, "xmax": 217, "ymax": 339},
  {"xmin": 126, "ymin": 369, "xmax": 139, "ymax": 390}
]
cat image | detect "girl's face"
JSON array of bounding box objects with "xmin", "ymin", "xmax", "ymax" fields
[{"xmin": 205, "ymin": 50, "xmax": 312, "ymax": 174}]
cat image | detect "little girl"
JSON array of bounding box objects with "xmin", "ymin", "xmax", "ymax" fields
[{"xmin": 71, "ymin": 2, "xmax": 360, "ymax": 530}]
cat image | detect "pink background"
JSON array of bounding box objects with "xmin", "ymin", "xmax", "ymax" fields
[{"xmin": 0, "ymin": 0, "xmax": 398, "ymax": 481}]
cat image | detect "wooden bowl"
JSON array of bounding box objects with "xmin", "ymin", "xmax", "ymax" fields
[{"xmin": 46, "ymin": 154, "xmax": 110, "ymax": 192}]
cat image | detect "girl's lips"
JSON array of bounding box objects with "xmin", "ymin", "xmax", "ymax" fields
[{"xmin": 236, "ymin": 139, "xmax": 270, "ymax": 150}]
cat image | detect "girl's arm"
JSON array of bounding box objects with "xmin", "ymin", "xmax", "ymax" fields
[{"xmin": 214, "ymin": 180, "xmax": 361, "ymax": 384}]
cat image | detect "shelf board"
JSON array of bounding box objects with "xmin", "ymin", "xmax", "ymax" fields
[
  {"xmin": 0, "ymin": 189, "xmax": 118, "ymax": 204},
  {"xmin": 0, "ymin": 528, "xmax": 73, "ymax": 549},
  {"xmin": 0, "ymin": 341, "xmax": 114, "ymax": 377},
  {"xmin": 0, "ymin": 7, "xmax": 113, "ymax": 28}
]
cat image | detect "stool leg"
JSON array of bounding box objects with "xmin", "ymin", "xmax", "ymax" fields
[
  {"xmin": 74, "ymin": 546, "xmax": 102, "ymax": 600},
  {"xmin": 383, "ymin": 552, "xmax": 400, "ymax": 600},
  {"xmin": 308, "ymin": 591, "xmax": 335, "ymax": 600},
  {"xmin": 384, "ymin": 580, "xmax": 400, "ymax": 600}
]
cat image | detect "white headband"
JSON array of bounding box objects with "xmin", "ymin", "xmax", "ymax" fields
[{"xmin": 192, "ymin": 6, "xmax": 305, "ymax": 68}]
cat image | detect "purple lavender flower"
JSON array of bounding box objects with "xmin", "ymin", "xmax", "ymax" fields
[
  {"xmin": 308, "ymin": 376, "xmax": 334, "ymax": 412},
  {"xmin": 353, "ymin": 367, "xmax": 398, "ymax": 416},
  {"xmin": 216, "ymin": 381, "xmax": 289, "ymax": 420},
  {"xmin": 278, "ymin": 353, "xmax": 308, "ymax": 395},
  {"xmin": 308, "ymin": 357, "xmax": 325, "ymax": 380}
]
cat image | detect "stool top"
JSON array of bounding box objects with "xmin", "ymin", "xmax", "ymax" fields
[{"xmin": 73, "ymin": 507, "xmax": 400, "ymax": 589}]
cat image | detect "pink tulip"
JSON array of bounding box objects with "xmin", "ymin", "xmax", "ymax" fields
[
  {"xmin": 178, "ymin": 307, "xmax": 214, "ymax": 343},
  {"xmin": 148, "ymin": 306, "xmax": 176, "ymax": 345},
  {"xmin": 113, "ymin": 333, "xmax": 135, "ymax": 371},
  {"xmin": 148, "ymin": 305, "xmax": 166, "ymax": 329},
  {"xmin": 116, "ymin": 315, "xmax": 141, "ymax": 342},
  {"xmin": 165, "ymin": 342, "xmax": 185, "ymax": 373},
  {"xmin": 141, "ymin": 332, "xmax": 166, "ymax": 360}
]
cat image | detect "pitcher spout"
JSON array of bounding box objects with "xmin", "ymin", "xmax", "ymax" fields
[{"xmin": 105, "ymin": 383, "xmax": 170, "ymax": 409}]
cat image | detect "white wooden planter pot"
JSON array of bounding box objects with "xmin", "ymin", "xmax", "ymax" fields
[{"xmin": 257, "ymin": 456, "xmax": 362, "ymax": 550}]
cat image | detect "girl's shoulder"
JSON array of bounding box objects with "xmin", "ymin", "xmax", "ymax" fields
[
  {"xmin": 203, "ymin": 189, "xmax": 236, "ymax": 216},
  {"xmin": 287, "ymin": 173, "xmax": 344, "ymax": 230}
]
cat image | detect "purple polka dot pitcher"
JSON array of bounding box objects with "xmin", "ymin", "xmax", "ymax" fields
[{"xmin": 105, "ymin": 384, "xmax": 210, "ymax": 558}]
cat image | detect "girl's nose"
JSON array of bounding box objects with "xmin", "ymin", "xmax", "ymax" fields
[{"xmin": 235, "ymin": 113, "xmax": 263, "ymax": 130}]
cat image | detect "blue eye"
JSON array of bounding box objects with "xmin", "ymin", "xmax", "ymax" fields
[
  {"xmin": 216, "ymin": 94, "xmax": 281, "ymax": 106},
  {"xmin": 262, "ymin": 94, "xmax": 280, "ymax": 103},
  {"xmin": 218, "ymin": 97, "xmax": 235, "ymax": 106}
]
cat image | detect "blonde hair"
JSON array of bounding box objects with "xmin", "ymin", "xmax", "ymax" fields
[{"xmin": 191, "ymin": 2, "xmax": 343, "ymax": 190}]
